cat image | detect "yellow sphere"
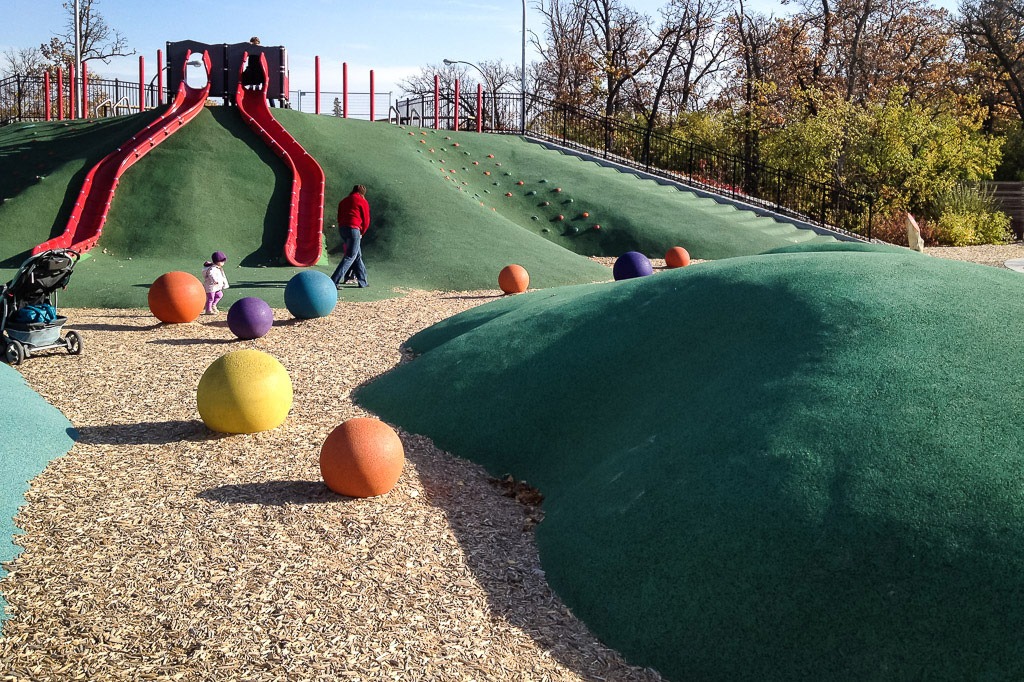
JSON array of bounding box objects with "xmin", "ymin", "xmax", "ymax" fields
[{"xmin": 197, "ymin": 349, "xmax": 293, "ymax": 433}]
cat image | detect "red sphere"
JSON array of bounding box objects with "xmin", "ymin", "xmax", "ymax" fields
[
  {"xmin": 320, "ymin": 418, "xmax": 405, "ymax": 498},
  {"xmin": 498, "ymin": 264, "xmax": 530, "ymax": 294},
  {"xmin": 665, "ymin": 246, "xmax": 692, "ymax": 268},
  {"xmin": 148, "ymin": 271, "xmax": 206, "ymax": 323}
]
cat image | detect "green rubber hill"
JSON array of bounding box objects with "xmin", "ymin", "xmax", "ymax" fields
[
  {"xmin": 355, "ymin": 244, "xmax": 1024, "ymax": 680},
  {"xmin": 1, "ymin": 107, "xmax": 838, "ymax": 307},
  {"xmin": 0, "ymin": 364, "xmax": 77, "ymax": 623}
]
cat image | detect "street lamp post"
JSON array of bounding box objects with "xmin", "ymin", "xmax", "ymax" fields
[
  {"xmin": 443, "ymin": 58, "xmax": 497, "ymax": 131},
  {"xmin": 73, "ymin": 0, "xmax": 82, "ymax": 119},
  {"xmin": 521, "ymin": 0, "xmax": 527, "ymax": 134}
]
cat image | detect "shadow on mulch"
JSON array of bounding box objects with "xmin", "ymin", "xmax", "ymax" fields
[
  {"xmin": 400, "ymin": 441, "xmax": 663, "ymax": 682},
  {"xmin": 146, "ymin": 337, "xmax": 237, "ymax": 346},
  {"xmin": 197, "ymin": 480, "xmax": 341, "ymax": 505},
  {"xmin": 75, "ymin": 419, "xmax": 212, "ymax": 445},
  {"xmin": 440, "ymin": 294, "xmax": 504, "ymax": 300},
  {"xmin": 67, "ymin": 322, "xmax": 163, "ymax": 332}
]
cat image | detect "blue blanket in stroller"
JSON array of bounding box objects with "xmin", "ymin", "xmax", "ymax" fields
[{"xmin": 10, "ymin": 304, "xmax": 57, "ymax": 325}]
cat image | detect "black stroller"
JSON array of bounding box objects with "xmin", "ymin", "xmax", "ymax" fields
[{"xmin": 2, "ymin": 249, "xmax": 83, "ymax": 365}]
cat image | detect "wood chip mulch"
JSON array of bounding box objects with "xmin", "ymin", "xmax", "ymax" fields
[
  {"xmin": 0, "ymin": 286, "xmax": 665, "ymax": 681},
  {"xmin": 2, "ymin": 244, "xmax": 1017, "ymax": 680}
]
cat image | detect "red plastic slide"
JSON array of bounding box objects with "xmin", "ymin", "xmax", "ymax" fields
[
  {"xmin": 33, "ymin": 51, "xmax": 213, "ymax": 256},
  {"xmin": 235, "ymin": 52, "xmax": 325, "ymax": 267}
]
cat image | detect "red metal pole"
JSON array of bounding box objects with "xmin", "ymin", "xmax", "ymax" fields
[
  {"xmin": 57, "ymin": 68, "xmax": 64, "ymax": 120},
  {"xmin": 434, "ymin": 74, "xmax": 440, "ymax": 130},
  {"xmin": 370, "ymin": 69, "xmax": 375, "ymax": 122},
  {"xmin": 139, "ymin": 55, "xmax": 145, "ymax": 112},
  {"xmin": 157, "ymin": 49, "xmax": 164, "ymax": 105},
  {"xmin": 454, "ymin": 79, "xmax": 460, "ymax": 132},
  {"xmin": 69, "ymin": 62, "xmax": 76, "ymax": 119},
  {"xmin": 81, "ymin": 61, "xmax": 89, "ymax": 119},
  {"xmin": 44, "ymin": 71, "xmax": 51, "ymax": 121},
  {"xmin": 343, "ymin": 62, "xmax": 348, "ymax": 118},
  {"xmin": 315, "ymin": 56, "xmax": 321, "ymax": 115},
  {"xmin": 476, "ymin": 84, "xmax": 483, "ymax": 133}
]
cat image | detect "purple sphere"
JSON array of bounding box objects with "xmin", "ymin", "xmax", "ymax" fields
[
  {"xmin": 227, "ymin": 297, "xmax": 274, "ymax": 340},
  {"xmin": 613, "ymin": 251, "xmax": 654, "ymax": 281}
]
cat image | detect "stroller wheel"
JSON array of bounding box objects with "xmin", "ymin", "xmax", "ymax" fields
[
  {"xmin": 4, "ymin": 339, "xmax": 24, "ymax": 366},
  {"xmin": 65, "ymin": 330, "xmax": 83, "ymax": 356}
]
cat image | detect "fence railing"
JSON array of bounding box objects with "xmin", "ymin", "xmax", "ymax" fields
[
  {"xmin": 392, "ymin": 90, "xmax": 874, "ymax": 239},
  {"xmin": 0, "ymin": 74, "xmax": 164, "ymax": 123},
  {"xmin": 290, "ymin": 90, "xmax": 393, "ymax": 120}
]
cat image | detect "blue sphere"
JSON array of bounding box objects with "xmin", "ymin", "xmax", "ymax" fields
[
  {"xmin": 613, "ymin": 251, "xmax": 654, "ymax": 281},
  {"xmin": 227, "ymin": 297, "xmax": 274, "ymax": 339},
  {"xmin": 284, "ymin": 270, "xmax": 338, "ymax": 319}
]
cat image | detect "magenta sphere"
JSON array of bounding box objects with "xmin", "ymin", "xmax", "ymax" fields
[
  {"xmin": 227, "ymin": 297, "xmax": 274, "ymax": 340},
  {"xmin": 613, "ymin": 251, "xmax": 654, "ymax": 281}
]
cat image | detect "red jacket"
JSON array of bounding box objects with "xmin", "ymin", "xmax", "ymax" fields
[{"xmin": 338, "ymin": 192, "xmax": 370, "ymax": 234}]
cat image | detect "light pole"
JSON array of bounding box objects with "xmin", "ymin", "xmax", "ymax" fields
[
  {"xmin": 521, "ymin": 0, "xmax": 527, "ymax": 134},
  {"xmin": 73, "ymin": 0, "xmax": 82, "ymax": 118},
  {"xmin": 443, "ymin": 58, "xmax": 497, "ymax": 131}
]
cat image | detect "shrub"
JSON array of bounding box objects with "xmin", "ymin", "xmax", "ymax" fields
[
  {"xmin": 930, "ymin": 183, "xmax": 1013, "ymax": 245},
  {"xmin": 934, "ymin": 210, "xmax": 1013, "ymax": 246}
]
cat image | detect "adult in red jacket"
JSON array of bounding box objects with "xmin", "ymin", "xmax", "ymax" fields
[{"xmin": 330, "ymin": 185, "xmax": 370, "ymax": 288}]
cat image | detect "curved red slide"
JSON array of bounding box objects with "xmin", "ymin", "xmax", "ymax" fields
[
  {"xmin": 235, "ymin": 52, "xmax": 325, "ymax": 267},
  {"xmin": 33, "ymin": 51, "xmax": 213, "ymax": 256}
]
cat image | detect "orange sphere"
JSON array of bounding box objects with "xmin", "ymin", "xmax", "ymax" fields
[
  {"xmin": 665, "ymin": 246, "xmax": 692, "ymax": 268},
  {"xmin": 320, "ymin": 418, "xmax": 405, "ymax": 498},
  {"xmin": 148, "ymin": 271, "xmax": 206, "ymax": 323},
  {"xmin": 498, "ymin": 264, "xmax": 530, "ymax": 294}
]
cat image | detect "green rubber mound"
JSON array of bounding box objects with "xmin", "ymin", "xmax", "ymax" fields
[
  {"xmin": 0, "ymin": 364, "xmax": 77, "ymax": 623},
  {"xmin": 356, "ymin": 250, "xmax": 1024, "ymax": 680},
  {"xmin": 1, "ymin": 110, "xmax": 843, "ymax": 306}
]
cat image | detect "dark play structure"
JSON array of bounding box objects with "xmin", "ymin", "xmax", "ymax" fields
[
  {"xmin": 166, "ymin": 41, "xmax": 289, "ymax": 104},
  {"xmin": 33, "ymin": 43, "xmax": 325, "ymax": 268}
]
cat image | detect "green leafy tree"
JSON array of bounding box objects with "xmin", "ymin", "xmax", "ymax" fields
[{"xmin": 759, "ymin": 88, "xmax": 1003, "ymax": 218}]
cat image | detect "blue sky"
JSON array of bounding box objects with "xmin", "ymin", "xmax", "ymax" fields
[{"xmin": 3, "ymin": 0, "xmax": 954, "ymax": 97}]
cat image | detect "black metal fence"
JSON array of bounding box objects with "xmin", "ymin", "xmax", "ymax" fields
[
  {"xmin": 392, "ymin": 90, "xmax": 874, "ymax": 239},
  {"xmin": 290, "ymin": 90, "xmax": 393, "ymax": 120},
  {"xmin": 0, "ymin": 74, "xmax": 164, "ymax": 124},
  {"xmin": 389, "ymin": 90, "xmax": 524, "ymax": 132}
]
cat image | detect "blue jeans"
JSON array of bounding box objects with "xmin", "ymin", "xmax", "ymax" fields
[{"xmin": 331, "ymin": 227, "xmax": 367, "ymax": 286}]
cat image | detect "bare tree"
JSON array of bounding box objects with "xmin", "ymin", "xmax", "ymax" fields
[
  {"xmin": 2, "ymin": 47, "xmax": 48, "ymax": 77},
  {"xmin": 583, "ymin": 0, "xmax": 658, "ymax": 118},
  {"xmin": 959, "ymin": 0, "xmax": 1024, "ymax": 121},
  {"xmin": 730, "ymin": 0, "xmax": 780, "ymax": 189},
  {"xmin": 40, "ymin": 0, "xmax": 135, "ymax": 69},
  {"xmin": 630, "ymin": 0, "xmax": 730, "ymax": 159},
  {"xmin": 533, "ymin": 0, "xmax": 597, "ymax": 107}
]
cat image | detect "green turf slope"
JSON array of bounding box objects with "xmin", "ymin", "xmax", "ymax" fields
[
  {"xmin": 1, "ymin": 109, "xmax": 842, "ymax": 306},
  {"xmin": 0, "ymin": 364, "xmax": 77, "ymax": 623},
  {"xmin": 356, "ymin": 244, "xmax": 1024, "ymax": 680},
  {"xmin": 0, "ymin": 113, "xmax": 163, "ymax": 267},
  {"xmin": 353, "ymin": 125, "xmax": 839, "ymax": 260},
  {"xmin": 0, "ymin": 110, "xmax": 608, "ymax": 306}
]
